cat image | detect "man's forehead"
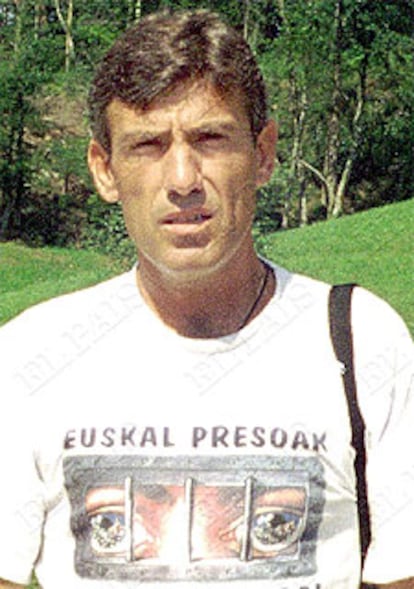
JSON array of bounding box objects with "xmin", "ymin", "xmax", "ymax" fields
[{"xmin": 106, "ymin": 80, "xmax": 249, "ymax": 133}]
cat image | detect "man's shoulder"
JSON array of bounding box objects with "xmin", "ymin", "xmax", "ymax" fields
[
  {"xmin": 0, "ymin": 268, "xmax": 141, "ymax": 395},
  {"xmin": 351, "ymin": 283, "xmax": 408, "ymax": 328},
  {"xmin": 270, "ymin": 262, "xmax": 411, "ymax": 340},
  {"xmin": 350, "ymin": 285, "xmax": 413, "ymax": 374},
  {"xmin": 271, "ymin": 262, "xmax": 331, "ymax": 309},
  {"xmin": 270, "ymin": 262, "xmax": 326, "ymax": 291}
]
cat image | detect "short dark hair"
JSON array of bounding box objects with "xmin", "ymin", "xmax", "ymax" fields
[{"xmin": 88, "ymin": 9, "xmax": 269, "ymax": 151}]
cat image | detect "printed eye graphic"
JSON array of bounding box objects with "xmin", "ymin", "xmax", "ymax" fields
[
  {"xmin": 88, "ymin": 508, "xmax": 156, "ymax": 557},
  {"xmin": 248, "ymin": 508, "xmax": 304, "ymax": 554},
  {"xmin": 223, "ymin": 507, "xmax": 305, "ymax": 557},
  {"xmin": 83, "ymin": 483, "xmax": 307, "ymax": 562},
  {"xmin": 218, "ymin": 482, "xmax": 307, "ymax": 561},
  {"xmin": 89, "ymin": 511, "xmax": 126, "ymax": 553},
  {"xmin": 85, "ymin": 485, "xmax": 183, "ymax": 560}
]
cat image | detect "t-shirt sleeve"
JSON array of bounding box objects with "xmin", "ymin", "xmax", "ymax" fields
[
  {"xmin": 0, "ymin": 322, "xmax": 46, "ymax": 584},
  {"xmin": 351, "ymin": 288, "xmax": 414, "ymax": 584},
  {"xmin": 0, "ymin": 412, "xmax": 45, "ymax": 584}
]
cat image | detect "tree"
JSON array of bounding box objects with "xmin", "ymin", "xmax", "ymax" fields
[
  {"xmin": 54, "ymin": 0, "xmax": 74, "ymax": 72},
  {"xmin": 132, "ymin": 0, "xmax": 141, "ymax": 21},
  {"xmin": 0, "ymin": 0, "xmax": 412, "ymax": 248},
  {"xmin": 262, "ymin": 0, "xmax": 414, "ymax": 227},
  {"xmin": 0, "ymin": 0, "xmax": 36, "ymax": 239}
]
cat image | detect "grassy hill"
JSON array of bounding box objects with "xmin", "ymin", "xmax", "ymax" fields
[
  {"xmin": 257, "ymin": 198, "xmax": 413, "ymax": 334},
  {"xmin": 0, "ymin": 243, "xmax": 127, "ymax": 326},
  {"xmin": 1, "ymin": 198, "xmax": 413, "ymax": 333}
]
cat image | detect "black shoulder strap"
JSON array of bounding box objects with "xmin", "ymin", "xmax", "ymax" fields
[{"xmin": 328, "ymin": 284, "xmax": 371, "ymax": 565}]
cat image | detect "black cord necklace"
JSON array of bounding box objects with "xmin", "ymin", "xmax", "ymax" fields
[{"xmin": 239, "ymin": 263, "xmax": 271, "ymax": 329}]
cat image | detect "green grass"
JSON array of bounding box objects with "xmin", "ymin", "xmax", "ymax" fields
[
  {"xmin": 258, "ymin": 198, "xmax": 413, "ymax": 334},
  {"xmin": 0, "ymin": 243, "xmax": 128, "ymax": 326}
]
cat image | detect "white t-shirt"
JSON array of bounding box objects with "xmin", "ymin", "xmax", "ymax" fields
[{"xmin": 0, "ymin": 263, "xmax": 413, "ymax": 589}]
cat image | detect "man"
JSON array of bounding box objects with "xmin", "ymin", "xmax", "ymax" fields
[{"xmin": 0, "ymin": 9, "xmax": 413, "ymax": 589}]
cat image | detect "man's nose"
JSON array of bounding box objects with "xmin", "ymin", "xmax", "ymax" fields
[{"xmin": 164, "ymin": 142, "xmax": 202, "ymax": 198}]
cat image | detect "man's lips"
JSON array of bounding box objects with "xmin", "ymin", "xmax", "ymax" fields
[{"xmin": 161, "ymin": 209, "xmax": 213, "ymax": 225}]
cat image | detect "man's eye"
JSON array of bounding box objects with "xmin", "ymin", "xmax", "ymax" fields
[
  {"xmin": 130, "ymin": 139, "xmax": 162, "ymax": 153},
  {"xmin": 196, "ymin": 132, "xmax": 226, "ymax": 145}
]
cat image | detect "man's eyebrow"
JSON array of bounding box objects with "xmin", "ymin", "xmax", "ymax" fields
[
  {"xmin": 189, "ymin": 120, "xmax": 239, "ymax": 133},
  {"xmin": 118, "ymin": 130, "xmax": 169, "ymax": 143},
  {"xmin": 115, "ymin": 120, "xmax": 242, "ymax": 146}
]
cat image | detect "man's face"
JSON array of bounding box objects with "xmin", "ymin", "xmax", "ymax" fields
[{"xmin": 89, "ymin": 80, "xmax": 276, "ymax": 279}]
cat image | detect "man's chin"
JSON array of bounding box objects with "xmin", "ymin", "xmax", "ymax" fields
[{"xmin": 143, "ymin": 248, "xmax": 229, "ymax": 282}]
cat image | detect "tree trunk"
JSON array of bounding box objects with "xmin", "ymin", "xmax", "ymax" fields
[
  {"xmin": 0, "ymin": 88, "xmax": 26, "ymax": 240},
  {"xmin": 133, "ymin": 0, "xmax": 142, "ymax": 22},
  {"xmin": 323, "ymin": 0, "xmax": 344, "ymax": 217},
  {"xmin": 276, "ymin": 1, "xmax": 310, "ymax": 227},
  {"xmin": 298, "ymin": 174, "xmax": 308, "ymax": 227},
  {"xmin": 243, "ymin": 0, "xmax": 250, "ymax": 40},
  {"xmin": 331, "ymin": 57, "xmax": 366, "ymax": 217},
  {"xmin": 13, "ymin": 0, "xmax": 24, "ymax": 54},
  {"xmin": 54, "ymin": 0, "xmax": 75, "ymax": 72},
  {"xmin": 65, "ymin": 0, "xmax": 74, "ymax": 72},
  {"xmin": 285, "ymin": 77, "xmax": 308, "ymax": 227},
  {"xmin": 242, "ymin": 0, "xmax": 261, "ymax": 50},
  {"xmin": 0, "ymin": 1, "xmax": 26, "ymax": 239},
  {"xmin": 34, "ymin": 0, "xmax": 45, "ymax": 39}
]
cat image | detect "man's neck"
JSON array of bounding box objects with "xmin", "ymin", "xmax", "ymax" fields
[{"xmin": 136, "ymin": 253, "xmax": 275, "ymax": 339}]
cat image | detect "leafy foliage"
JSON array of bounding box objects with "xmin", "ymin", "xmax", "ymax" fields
[
  {"xmin": 81, "ymin": 195, "xmax": 136, "ymax": 261},
  {"xmin": 0, "ymin": 0, "xmax": 412, "ymax": 248}
]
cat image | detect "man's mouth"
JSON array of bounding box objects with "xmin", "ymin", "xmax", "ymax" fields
[{"xmin": 161, "ymin": 209, "xmax": 213, "ymax": 225}]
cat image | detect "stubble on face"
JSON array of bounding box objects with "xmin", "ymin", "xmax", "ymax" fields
[
  {"xmin": 105, "ymin": 81, "xmax": 261, "ymax": 281},
  {"xmin": 94, "ymin": 81, "xmax": 276, "ymax": 337}
]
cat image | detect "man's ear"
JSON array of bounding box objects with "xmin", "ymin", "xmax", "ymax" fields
[
  {"xmin": 87, "ymin": 139, "xmax": 120, "ymax": 203},
  {"xmin": 255, "ymin": 119, "xmax": 278, "ymax": 188}
]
